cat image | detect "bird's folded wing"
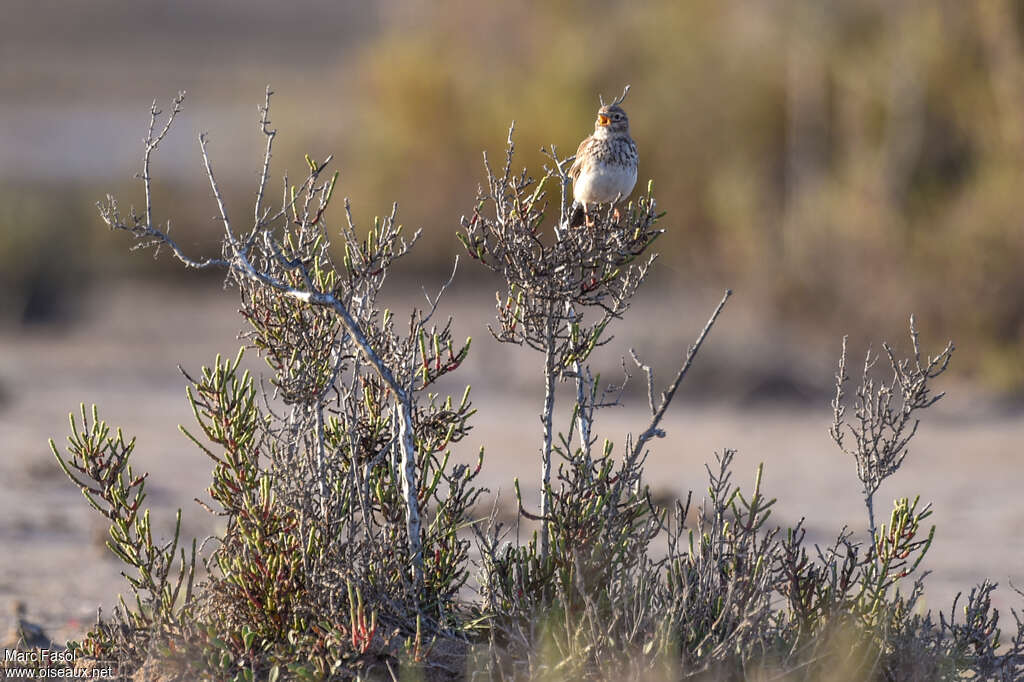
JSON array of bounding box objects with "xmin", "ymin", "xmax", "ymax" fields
[{"xmin": 569, "ymin": 138, "xmax": 591, "ymax": 181}]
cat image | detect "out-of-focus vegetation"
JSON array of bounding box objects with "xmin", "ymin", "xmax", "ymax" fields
[{"xmin": 2, "ymin": 0, "xmax": 1023, "ymax": 387}]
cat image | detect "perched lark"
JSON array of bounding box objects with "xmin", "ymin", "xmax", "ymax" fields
[{"xmin": 569, "ymin": 86, "xmax": 639, "ymax": 227}]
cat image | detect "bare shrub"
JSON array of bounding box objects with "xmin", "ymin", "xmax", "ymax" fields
[
  {"xmin": 64, "ymin": 89, "xmax": 482, "ymax": 677},
  {"xmin": 36, "ymin": 90, "xmax": 1024, "ymax": 680},
  {"xmin": 459, "ymin": 125, "xmax": 664, "ymax": 556},
  {"xmin": 830, "ymin": 318, "xmax": 955, "ymax": 537}
]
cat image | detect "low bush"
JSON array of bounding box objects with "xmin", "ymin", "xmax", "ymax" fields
[{"xmin": 40, "ymin": 91, "xmax": 1024, "ymax": 680}]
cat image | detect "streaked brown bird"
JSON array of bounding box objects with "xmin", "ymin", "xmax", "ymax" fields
[{"xmin": 569, "ymin": 86, "xmax": 639, "ymax": 227}]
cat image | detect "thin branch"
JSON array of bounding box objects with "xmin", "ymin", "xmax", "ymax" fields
[
  {"xmin": 630, "ymin": 347, "xmax": 657, "ymax": 417},
  {"xmin": 198, "ymin": 133, "xmax": 236, "ymax": 247},
  {"xmin": 253, "ymin": 86, "xmax": 277, "ymax": 230},
  {"xmin": 421, "ymin": 255, "xmax": 460, "ymax": 326},
  {"xmin": 631, "ymin": 290, "xmax": 731, "ymax": 461},
  {"xmin": 142, "ymin": 91, "xmax": 185, "ymax": 230}
]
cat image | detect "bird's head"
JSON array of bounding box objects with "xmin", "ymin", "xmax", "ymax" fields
[
  {"xmin": 594, "ymin": 103, "xmax": 629, "ymax": 135},
  {"xmin": 594, "ymin": 85, "xmax": 631, "ymax": 136}
]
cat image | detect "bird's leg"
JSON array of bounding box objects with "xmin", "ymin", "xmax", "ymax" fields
[
  {"xmin": 612, "ymin": 206, "xmax": 622, "ymax": 223},
  {"xmin": 585, "ymin": 205, "xmax": 596, "ymax": 228}
]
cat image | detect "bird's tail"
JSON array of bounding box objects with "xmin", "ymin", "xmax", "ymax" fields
[{"xmin": 568, "ymin": 202, "xmax": 585, "ymax": 228}]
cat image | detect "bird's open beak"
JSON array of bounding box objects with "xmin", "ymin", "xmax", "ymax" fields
[{"xmin": 597, "ymin": 114, "xmax": 610, "ymax": 126}]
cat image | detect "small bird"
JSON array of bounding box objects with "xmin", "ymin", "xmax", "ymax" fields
[
  {"xmin": 4, "ymin": 601, "xmax": 58, "ymax": 651},
  {"xmin": 569, "ymin": 86, "xmax": 639, "ymax": 228}
]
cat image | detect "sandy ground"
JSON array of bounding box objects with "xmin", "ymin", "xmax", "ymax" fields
[{"xmin": 1, "ymin": 279, "xmax": 1022, "ymax": 646}]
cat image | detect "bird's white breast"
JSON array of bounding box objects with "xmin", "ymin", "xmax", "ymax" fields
[{"xmin": 573, "ymin": 164, "xmax": 638, "ymax": 205}]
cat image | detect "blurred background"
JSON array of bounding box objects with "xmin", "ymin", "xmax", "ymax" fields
[
  {"xmin": 3, "ymin": 0, "xmax": 1024, "ymax": 386},
  {"xmin": 2, "ymin": 0, "xmax": 1023, "ymax": 643}
]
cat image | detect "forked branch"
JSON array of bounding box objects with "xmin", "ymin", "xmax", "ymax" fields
[
  {"xmin": 830, "ymin": 315, "xmax": 954, "ymax": 537},
  {"xmin": 99, "ymin": 91, "xmax": 431, "ymax": 585},
  {"xmin": 630, "ymin": 289, "xmax": 732, "ymax": 462}
]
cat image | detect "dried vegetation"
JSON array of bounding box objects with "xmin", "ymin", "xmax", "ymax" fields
[{"xmin": 23, "ymin": 92, "xmax": 1024, "ymax": 681}]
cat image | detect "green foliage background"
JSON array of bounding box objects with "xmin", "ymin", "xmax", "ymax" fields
[{"xmin": 2, "ymin": 0, "xmax": 1023, "ymax": 386}]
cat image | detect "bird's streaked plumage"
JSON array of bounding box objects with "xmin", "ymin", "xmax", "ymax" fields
[{"xmin": 569, "ymin": 88, "xmax": 638, "ymax": 227}]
